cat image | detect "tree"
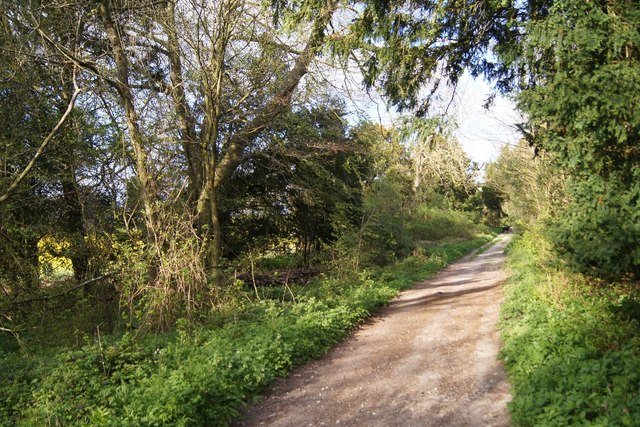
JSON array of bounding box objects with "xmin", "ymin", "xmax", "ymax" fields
[
  {"xmin": 0, "ymin": 0, "xmax": 348, "ymax": 328},
  {"xmin": 484, "ymin": 140, "xmax": 565, "ymax": 227},
  {"xmin": 221, "ymin": 101, "xmax": 366, "ymax": 262},
  {"xmin": 343, "ymin": 0, "xmax": 518, "ymax": 114},
  {"xmin": 398, "ymin": 115, "xmax": 478, "ymax": 210},
  {"xmin": 0, "ymin": 2, "xmax": 92, "ymax": 294},
  {"xmin": 502, "ymin": 0, "xmax": 640, "ymax": 278},
  {"xmin": 349, "ymin": 0, "xmax": 640, "ymax": 279}
]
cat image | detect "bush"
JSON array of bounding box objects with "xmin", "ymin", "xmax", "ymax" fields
[
  {"xmin": 406, "ymin": 206, "xmax": 485, "ymax": 242},
  {"xmin": 548, "ymin": 175, "xmax": 640, "ymax": 280}
]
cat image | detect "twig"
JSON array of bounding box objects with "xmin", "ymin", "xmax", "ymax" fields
[
  {"xmin": 250, "ymin": 255, "xmax": 261, "ymax": 301},
  {"xmin": 0, "ymin": 69, "xmax": 82, "ymax": 204},
  {"xmin": 282, "ymin": 277, "xmax": 296, "ymax": 303},
  {"xmin": 0, "ymin": 325, "xmax": 25, "ymax": 350},
  {"xmin": 11, "ymin": 274, "xmax": 115, "ymax": 305}
]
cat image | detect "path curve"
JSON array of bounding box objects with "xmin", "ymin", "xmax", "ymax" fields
[{"xmin": 235, "ymin": 235, "xmax": 512, "ymax": 426}]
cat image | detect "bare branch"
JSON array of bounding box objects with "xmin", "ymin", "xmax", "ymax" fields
[
  {"xmin": 213, "ymin": 0, "xmax": 340, "ymax": 187},
  {"xmin": 35, "ymin": 27, "xmax": 119, "ymax": 87},
  {"xmin": 0, "ymin": 70, "xmax": 82, "ymax": 205},
  {"xmin": 11, "ymin": 273, "xmax": 115, "ymax": 305}
]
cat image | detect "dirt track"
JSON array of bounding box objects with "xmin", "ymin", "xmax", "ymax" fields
[{"xmin": 235, "ymin": 235, "xmax": 512, "ymax": 426}]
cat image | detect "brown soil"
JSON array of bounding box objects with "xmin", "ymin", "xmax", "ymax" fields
[{"xmin": 234, "ymin": 235, "xmax": 513, "ymax": 427}]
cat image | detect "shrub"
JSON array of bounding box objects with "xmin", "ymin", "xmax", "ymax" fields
[{"xmin": 406, "ymin": 206, "xmax": 485, "ymax": 242}]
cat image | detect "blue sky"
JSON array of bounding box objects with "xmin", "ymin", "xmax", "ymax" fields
[{"xmin": 318, "ymin": 62, "xmax": 522, "ymax": 167}]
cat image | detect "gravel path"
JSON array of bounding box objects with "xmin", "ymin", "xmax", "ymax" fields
[{"xmin": 234, "ymin": 235, "xmax": 513, "ymax": 426}]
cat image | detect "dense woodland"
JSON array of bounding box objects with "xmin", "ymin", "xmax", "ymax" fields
[{"xmin": 1, "ymin": 0, "xmax": 639, "ymax": 425}]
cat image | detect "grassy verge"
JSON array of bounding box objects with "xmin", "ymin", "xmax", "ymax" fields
[
  {"xmin": 1, "ymin": 235, "xmax": 492, "ymax": 427},
  {"xmin": 500, "ymin": 234, "xmax": 640, "ymax": 426}
]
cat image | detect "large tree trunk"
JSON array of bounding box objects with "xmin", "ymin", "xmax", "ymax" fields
[
  {"xmin": 98, "ymin": 0, "xmax": 159, "ymax": 278},
  {"xmin": 62, "ymin": 177, "xmax": 89, "ymax": 282}
]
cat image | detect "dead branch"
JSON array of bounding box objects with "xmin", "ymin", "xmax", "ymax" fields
[
  {"xmin": 0, "ymin": 69, "xmax": 82, "ymax": 205},
  {"xmin": 10, "ymin": 273, "xmax": 115, "ymax": 306}
]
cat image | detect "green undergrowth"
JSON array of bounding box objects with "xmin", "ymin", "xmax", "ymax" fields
[
  {"xmin": 406, "ymin": 206, "xmax": 486, "ymax": 242},
  {"xmin": 1, "ymin": 236, "xmax": 492, "ymax": 427},
  {"xmin": 500, "ymin": 234, "xmax": 640, "ymax": 426}
]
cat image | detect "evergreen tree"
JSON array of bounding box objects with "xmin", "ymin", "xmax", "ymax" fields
[{"xmin": 508, "ymin": 0, "xmax": 640, "ymax": 278}]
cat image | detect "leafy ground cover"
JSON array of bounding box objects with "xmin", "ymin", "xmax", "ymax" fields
[
  {"xmin": 500, "ymin": 234, "xmax": 640, "ymax": 426},
  {"xmin": 0, "ymin": 236, "xmax": 492, "ymax": 427}
]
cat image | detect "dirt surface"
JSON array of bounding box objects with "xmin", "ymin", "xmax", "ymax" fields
[{"xmin": 234, "ymin": 235, "xmax": 513, "ymax": 427}]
